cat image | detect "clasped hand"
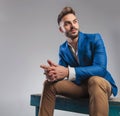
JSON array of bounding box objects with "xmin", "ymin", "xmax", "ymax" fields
[{"xmin": 40, "ymin": 60, "xmax": 68, "ymax": 82}]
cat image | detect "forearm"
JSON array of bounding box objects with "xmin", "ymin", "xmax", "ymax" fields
[{"xmin": 74, "ymin": 65, "xmax": 107, "ymax": 84}]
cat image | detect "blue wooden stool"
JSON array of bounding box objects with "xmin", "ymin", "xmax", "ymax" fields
[{"xmin": 30, "ymin": 94, "xmax": 120, "ymax": 116}]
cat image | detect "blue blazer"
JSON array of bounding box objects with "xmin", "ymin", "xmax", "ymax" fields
[{"xmin": 58, "ymin": 32, "xmax": 118, "ymax": 96}]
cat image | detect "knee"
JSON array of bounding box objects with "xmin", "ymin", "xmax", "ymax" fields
[
  {"xmin": 88, "ymin": 76, "xmax": 111, "ymax": 96},
  {"xmin": 88, "ymin": 76, "xmax": 107, "ymax": 91},
  {"xmin": 88, "ymin": 76, "xmax": 102, "ymax": 86}
]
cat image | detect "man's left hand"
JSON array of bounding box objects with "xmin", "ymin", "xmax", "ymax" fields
[{"xmin": 40, "ymin": 60, "xmax": 69, "ymax": 82}]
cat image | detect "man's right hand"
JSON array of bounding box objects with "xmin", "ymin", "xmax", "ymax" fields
[
  {"xmin": 40, "ymin": 60, "xmax": 68, "ymax": 82},
  {"xmin": 40, "ymin": 60, "xmax": 57, "ymax": 82}
]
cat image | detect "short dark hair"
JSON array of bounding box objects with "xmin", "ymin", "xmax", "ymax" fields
[{"xmin": 57, "ymin": 6, "xmax": 76, "ymax": 25}]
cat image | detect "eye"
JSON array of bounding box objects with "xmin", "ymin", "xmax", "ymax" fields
[
  {"xmin": 73, "ymin": 19, "xmax": 78, "ymax": 24},
  {"xmin": 64, "ymin": 21, "xmax": 71, "ymax": 26}
]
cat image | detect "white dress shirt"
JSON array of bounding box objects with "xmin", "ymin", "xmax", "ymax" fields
[{"xmin": 67, "ymin": 43, "xmax": 79, "ymax": 81}]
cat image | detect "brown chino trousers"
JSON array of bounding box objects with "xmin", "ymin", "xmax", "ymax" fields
[{"xmin": 38, "ymin": 76, "xmax": 111, "ymax": 116}]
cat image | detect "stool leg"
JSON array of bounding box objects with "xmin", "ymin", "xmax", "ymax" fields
[{"xmin": 36, "ymin": 106, "xmax": 39, "ymax": 116}]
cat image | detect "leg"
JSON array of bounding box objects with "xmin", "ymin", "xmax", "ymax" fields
[
  {"xmin": 88, "ymin": 76, "xmax": 112, "ymax": 116},
  {"xmin": 38, "ymin": 79, "xmax": 88, "ymax": 116}
]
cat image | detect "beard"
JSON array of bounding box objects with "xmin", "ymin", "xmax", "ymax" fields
[{"xmin": 65, "ymin": 27, "xmax": 79, "ymax": 40}]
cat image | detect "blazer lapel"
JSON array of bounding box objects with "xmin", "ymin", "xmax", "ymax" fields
[
  {"xmin": 77, "ymin": 32, "xmax": 85, "ymax": 66},
  {"xmin": 65, "ymin": 43, "xmax": 79, "ymax": 66}
]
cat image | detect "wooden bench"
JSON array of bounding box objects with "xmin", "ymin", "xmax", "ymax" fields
[{"xmin": 30, "ymin": 94, "xmax": 120, "ymax": 116}]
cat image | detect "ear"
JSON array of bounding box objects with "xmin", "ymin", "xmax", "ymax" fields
[{"xmin": 59, "ymin": 27, "xmax": 64, "ymax": 33}]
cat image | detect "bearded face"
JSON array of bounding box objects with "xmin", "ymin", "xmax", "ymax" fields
[
  {"xmin": 59, "ymin": 13, "xmax": 80, "ymax": 40},
  {"xmin": 65, "ymin": 26, "xmax": 79, "ymax": 40}
]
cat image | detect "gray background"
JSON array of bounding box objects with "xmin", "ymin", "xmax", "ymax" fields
[{"xmin": 0, "ymin": 0, "xmax": 120, "ymax": 116}]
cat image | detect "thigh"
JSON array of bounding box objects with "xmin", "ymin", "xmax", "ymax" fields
[
  {"xmin": 88, "ymin": 76, "xmax": 112, "ymax": 97},
  {"xmin": 53, "ymin": 80, "xmax": 89, "ymax": 99}
]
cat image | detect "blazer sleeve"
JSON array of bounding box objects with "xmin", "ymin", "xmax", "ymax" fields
[
  {"xmin": 75, "ymin": 34, "xmax": 107, "ymax": 84},
  {"xmin": 58, "ymin": 47, "xmax": 68, "ymax": 67}
]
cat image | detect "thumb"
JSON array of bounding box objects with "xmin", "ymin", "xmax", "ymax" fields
[{"xmin": 47, "ymin": 60, "xmax": 57, "ymax": 67}]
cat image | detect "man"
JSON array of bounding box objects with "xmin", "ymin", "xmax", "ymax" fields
[{"xmin": 39, "ymin": 6, "xmax": 118, "ymax": 116}]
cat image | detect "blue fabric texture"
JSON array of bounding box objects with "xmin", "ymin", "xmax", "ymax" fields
[{"xmin": 58, "ymin": 32, "xmax": 118, "ymax": 96}]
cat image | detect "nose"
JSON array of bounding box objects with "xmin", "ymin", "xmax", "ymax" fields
[
  {"xmin": 70, "ymin": 22, "xmax": 75, "ymax": 29},
  {"xmin": 71, "ymin": 22, "xmax": 74, "ymax": 27}
]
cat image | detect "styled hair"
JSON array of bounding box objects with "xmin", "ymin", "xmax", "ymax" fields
[{"xmin": 57, "ymin": 6, "xmax": 76, "ymax": 25}]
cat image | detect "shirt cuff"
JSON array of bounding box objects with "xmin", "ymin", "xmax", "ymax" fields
[{"xmin": 68, "ymin": 66, "xmax": 76, "ymax": 81}]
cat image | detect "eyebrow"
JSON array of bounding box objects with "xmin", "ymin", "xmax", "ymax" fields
[
  {"xmin": 73, "ymin": 18, "xmax": 78, "ymax": 21},
  {"xmin": 65, "ymin": 18, "xmax": 78, "ymax": 22},
  {"xmin": 64, "ymin": 18, "xmax": 78, "ymax": 23}
]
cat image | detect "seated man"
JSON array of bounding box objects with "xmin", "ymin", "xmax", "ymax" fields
[{"xmin": 39, "ymin": 6, "xmax": 118, "ymax": 116}]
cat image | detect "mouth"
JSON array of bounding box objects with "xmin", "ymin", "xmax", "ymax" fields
[{"xmin": 70, "ymin": 29, "xmax": 77, "ymax": 34}]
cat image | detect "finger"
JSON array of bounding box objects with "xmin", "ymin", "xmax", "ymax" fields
[
  {"xmin": 48, "ymin": 70, "xmax": 56, "ymax": 75},
  {"xmin": 47, "ymin": 72, "xmax": 56, "ymax": 78},
  {"xmin": 47, "ymin": 60, "xmax": 57, "ymax": 67},
  {"xmin": 44, "ymin": 71, "xmax": 48, "ymax": 75},
  {"xmin": 47, "ymin": 79, "xmax": 55, "ymax": 83},
  {"xmin": 40, "ymin": 65, "xmax": 50, "ymax": 70},
  {"xmin": 46, "ymin": 76, "xmax": 54, "ymax": 82},
  {"xmin": 47, "ymin": 77, "xmax": 57, "ymax": 83}
]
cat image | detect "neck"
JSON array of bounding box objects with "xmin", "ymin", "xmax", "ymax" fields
[{"xmin": 67, "ymin": 37, "xmax": 78, "ymax": 50}]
